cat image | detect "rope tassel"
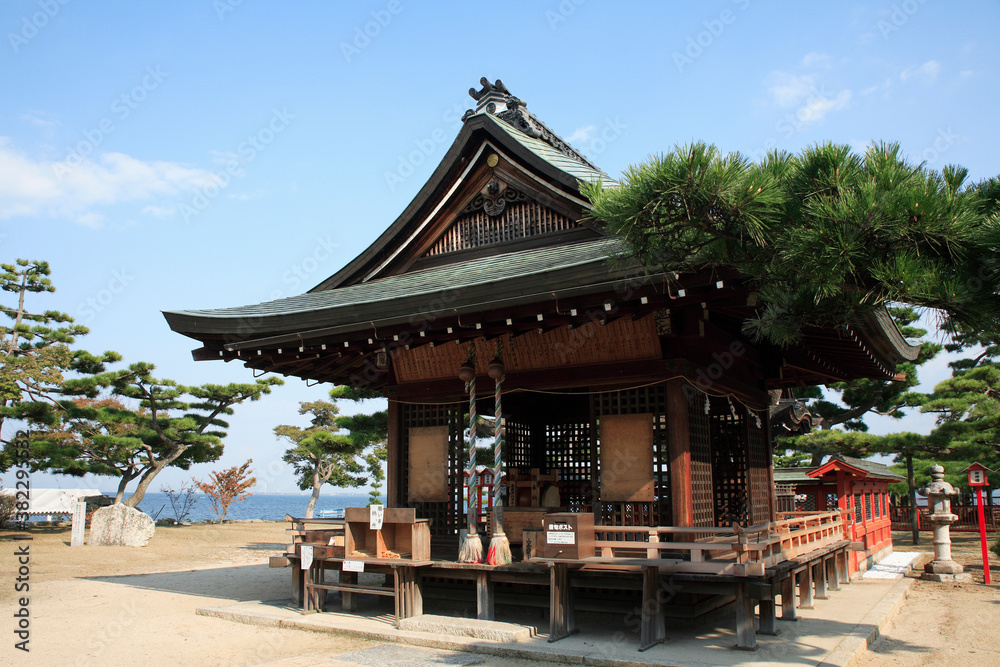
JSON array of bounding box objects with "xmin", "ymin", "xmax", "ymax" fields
[
  {"xmin": 486, "ymin": 341, "xmax": 511, "ymax": 565},
  {"xmin": 459, "ymin": 342, "xmax": 483, "ymax": 564}
]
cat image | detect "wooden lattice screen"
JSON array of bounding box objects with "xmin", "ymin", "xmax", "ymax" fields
[
  {"xmin": 708, "ymin": 396, "xmax": 750, "ymax": 526},
  {"xmin": 687, "ymin": 391, "xmax": 716, "ymax": 528},
  {"xmin": 424, "ymin": 200, "xmax": 576, "ymax": 256},
  {"xmin": 745, "ymin": 407, "xmax": 772, "ymax": 525},
  {"xmin": 595, "ymin": 386, "xmax": 671, "ymax": 526},
  {"xmin": 401, "ymin": 402, "xmax": 463, "ymax": 538},
  {"xmin": 506, "ymin": 418, "xmax": 531, "ymax": 472},
  {"xmin": 545, "ymin": 422, "xmax": 594, "ymax": 511}
]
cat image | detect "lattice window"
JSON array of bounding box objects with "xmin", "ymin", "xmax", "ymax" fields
[
  {"xmin": 425, "ymin": 200, "xmax": 576, "ymax": 256},
  {"xmin": 709, "ymin": 396, "xmax": 749, "ymax": 526},
  {"xmin": 854, "ymin": 493, "xmax": 863, "ymax": 523},
  {"xmin": 873, "ymin": 492, "xmax": 881, "ymax": 519},
  {"xmin": 687, "ymin": 390, "xmax": 715, "ymax": 528},
  {"xmin": 595, "ymin": 386, "xmax": 670, "ymax": 526},
  {"xmin": 401, "ymin": 402, "xmax": 464, "ymax": 538},
  {"xmin": 865, "ymin": 493, "xmax": 873, "ymax": 521},
  {"xmin": 827, "ymin": 493, "xmax": 839, "ymax": 510},
  {"xmin": 745, "ymin": 406, "xmax": 771, "ymax": 525},
  {"xmin": 545, "ymin": 422, "xmax": 593, "ymax": 511},
  {"xmin": 506, "ymin": 419, "xmax": 532, "ymax": 472}
]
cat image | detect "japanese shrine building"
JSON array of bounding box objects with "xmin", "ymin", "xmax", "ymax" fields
[{"xmin": 164, "ymin": 78, "xmax": 920, "ymax": 547}]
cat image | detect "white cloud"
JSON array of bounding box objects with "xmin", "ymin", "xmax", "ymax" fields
[
  {"xmin": 566, "ymin": 125, "xmax": 597, "ymax": 144},
  {"xmin": 959, "ymin": 70, "xmax": 974, "ymax": 79},
  {"xmin": 766, "ymin": 72, "xmax": 817, "ymax": 107},
  {"xmin": 800, "ymin": 52, "xmax": 833, "ymax": 69},
  {"xmin": 900, "ymin": 60, "xmax": 941, "ymax": 83},
  {"xmin": 19, "ymin": 112, "xmax": 58, "ymax": 129},
  {"xmin": 798, "ymin": 90, "xmax": 852, "ymax": 123},
  {"xmin": 0, "ymin": 137, "xmax": 215, "ymax": 227}
]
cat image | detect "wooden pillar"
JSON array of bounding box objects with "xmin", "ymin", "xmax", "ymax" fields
[
  {"xmin": 291, "ymin": 564, "xmax": 303, "ymax": 606},
  {"xmin": 666, "ymin": 379, "xmax": 694, "ymax": 527},
  {"xmin": 411, "ymin": 569, "xmax": 423, "ymax": 616},
  {"xmin": 836, "ymin": 549, "xmax": 850, "ymax": 584},
  {"xmin": 780, "ymin": 574, "xmax": 798, "ymax": 621},
  {"xmin": 758, "ymin": 598, "xmax": 778, "ymax": 636},
  {"xmin": 549, "ymin": 563, "xmax": 577, "ymax": 642},
  {"xmin": 814, "ymin": 560, "xmax": 828, "ymax": 600},
  {"xmin": 826, "ymin": 556, "xmax": 840, "ymax": 591},
  {"xmin": 639, "ymin": 565, "xmax": 666, "ymax": 651},
  {"xmin": 734, "ymin": 582, "xmax": 758, "ymax": 651},
  {"xmin": 387, "ymin": 400, "xmax": 401, "ymax": 507},
  {"xmin": 798, "ymin": 566, "xmax": 814, "ymax": 609},
  {"xmin": 341, "ymin": 570, "xmax": 358, "ymax": 611},
  {"xmin": 476, "ymin": 571, "xmax": 495, "ymax": 621}
]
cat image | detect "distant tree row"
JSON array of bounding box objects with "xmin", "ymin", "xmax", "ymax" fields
[{"xmin": 0, "ymin": 259, "xmax": 386, "ymax": 512}]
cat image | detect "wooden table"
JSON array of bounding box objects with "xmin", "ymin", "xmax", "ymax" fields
[{"xmin": 302, "ymin": 552, "xmax": 431, "ymax": 627}]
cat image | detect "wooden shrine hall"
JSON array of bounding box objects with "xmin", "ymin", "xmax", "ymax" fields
[{"xmin": 164, "ymin": 78, "xmax": 921, "ymax": 650}]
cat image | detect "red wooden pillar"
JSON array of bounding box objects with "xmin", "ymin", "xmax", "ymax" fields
[{"xmin": 666, "ymin": 379, "xmax": 694, "ymax": 527}]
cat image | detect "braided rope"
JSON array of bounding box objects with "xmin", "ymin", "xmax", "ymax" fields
[
  {"xmin": 466, "ymin": 342, "xmax": 477, "ymax": 521},
  {"xmin": 492, "ymin": 341, "xmax": 504, "ymax": 513}
]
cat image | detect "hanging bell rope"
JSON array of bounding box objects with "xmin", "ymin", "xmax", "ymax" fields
[
  {"xmin": 458, "ymin": 341, "xmax": 483, "ymax": 563},
  {"xmin": 486, "ymin": 339, "xmax": 511, "ymax": 565}
]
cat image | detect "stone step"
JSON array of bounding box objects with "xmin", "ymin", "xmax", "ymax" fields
[{"xmin": 398, "ymin": 614, "xmax": 535, "ymax": 642}]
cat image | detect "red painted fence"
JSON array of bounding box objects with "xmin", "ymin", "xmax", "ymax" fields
[{"xmin": 890, "ymin": 505, "xmax": 1000, "ymax": 532}]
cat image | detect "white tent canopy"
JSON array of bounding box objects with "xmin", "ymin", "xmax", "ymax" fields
[{"xmin": 0, "ymin": 488, "xmax": 102, "ymax": 515}]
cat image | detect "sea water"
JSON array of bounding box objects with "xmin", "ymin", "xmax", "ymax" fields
[{"xmin": 131, "ymin": 491, "xmax": 381, "ymax": 523}]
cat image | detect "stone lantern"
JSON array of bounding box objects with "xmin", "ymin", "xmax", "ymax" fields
[{"xmin": 918, "ymin": 465, "xmax": 972, "ymax": 582}]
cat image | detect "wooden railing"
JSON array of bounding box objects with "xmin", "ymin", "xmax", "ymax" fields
[{"xmin": 588, "ymin": 510, "xmax": 846, "ymax": 576}]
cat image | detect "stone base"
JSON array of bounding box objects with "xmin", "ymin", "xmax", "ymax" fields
[
  {"xmin": 924, "ymin": 560, "xmax": 966, "ymax": 575},
  {"xmin": 398, "ymin": 614, "xmax": 534, "ymax": 642},
  {"xmin": 921, "ymin": 572, "xmax": 973, "ymax": 582}
]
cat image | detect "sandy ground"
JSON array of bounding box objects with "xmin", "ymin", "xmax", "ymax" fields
[
  {"xmin": 1, "ymin": 522, "xmax": 997, "ymax": 666},
  {"xmin": 859, "ymin": 531, "xmax": 1000, "ymax": 667},
  {"xmin": 0, "ymin": 522, "xmax": 379, "ymax": 666}
]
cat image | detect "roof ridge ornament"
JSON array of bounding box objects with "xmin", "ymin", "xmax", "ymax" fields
[{"xmin": 464, "ymin": 77, "xmax": 601, "ymax": 171}]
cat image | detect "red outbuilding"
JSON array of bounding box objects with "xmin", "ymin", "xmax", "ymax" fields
[{"xmin": 775, "ymin": 454, "xmax": 902, "ymax": 574}]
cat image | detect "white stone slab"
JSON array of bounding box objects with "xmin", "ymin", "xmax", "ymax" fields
[{"xmin": 862, "ymin": 551, "xmax": 921, "ymax": 579}]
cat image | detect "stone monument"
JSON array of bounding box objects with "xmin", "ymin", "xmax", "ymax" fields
[
  {"xmin": 919, "ymin": 465, "xmax": 972, "ymax": 582},
  {"xmin": 89, "ymin": 503, "xmax": 156, "ymax": 547}
]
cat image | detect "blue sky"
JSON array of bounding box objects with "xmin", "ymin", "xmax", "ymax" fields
[{"xmin": 2, "ymin": 1, "xmax": 998, "ymax": 493}]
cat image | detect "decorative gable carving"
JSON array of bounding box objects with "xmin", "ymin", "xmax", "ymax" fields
[{"xmin": 423, "ymin": 178, "xmax": 578, "ymax": 257}]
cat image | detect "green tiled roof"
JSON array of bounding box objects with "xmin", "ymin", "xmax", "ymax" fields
[
  {"xmin": 832, "ymin": 454, "xmax": 904, "ymax": 482},
  {"xmin": 774, "ymin": 468, "xmax": 815, "ymax": 484},
  {"xmin": 164, "ymin": 238, "xmax": 627, "ymax": 340},
  {"xmin": 479, "ymin": 113, "xmax": 617, "ymax": 187}
]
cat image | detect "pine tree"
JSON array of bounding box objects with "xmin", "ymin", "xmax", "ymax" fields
[
  {"xmin": 584, "ymin": 143, "xmax": 1000, "ymax": 346},
  {"xmin": 0, "ymin": 259, "xmax": 119, "ymax": 444},
  {"xmin": 276, "ymin": 386, "xmax": 386, "ymax": 517}
]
